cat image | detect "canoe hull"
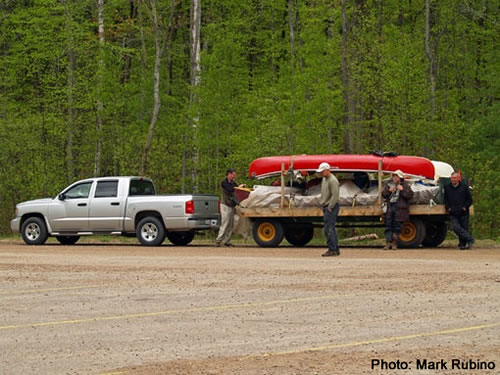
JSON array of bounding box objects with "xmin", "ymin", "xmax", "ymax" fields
[{"xmin": 248, "ymin": 154, "xmax": 435, "ymax": 179}]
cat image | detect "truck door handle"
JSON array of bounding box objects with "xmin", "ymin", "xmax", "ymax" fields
[
  {"xmin": 77, "ymin": 203, "xmax": 87, "ymax": 207},
  {"xmin": 111, "ymin": 202, "xmax": 120, "ymax": 206}
]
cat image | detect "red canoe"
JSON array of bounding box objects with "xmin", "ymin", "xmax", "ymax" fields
[{"xmin": 248, "ymin": 154, "xmax": 435, "ymax": 179}]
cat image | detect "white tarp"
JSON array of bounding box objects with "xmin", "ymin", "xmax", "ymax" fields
[{"xmin": 239, "ymin": 181, "xmax": 439, "ymax": 209}]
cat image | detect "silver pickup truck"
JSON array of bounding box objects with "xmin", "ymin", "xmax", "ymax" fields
[{"xmin": 11, "ymin": 176, "xmax": 220, "ymax": 246}]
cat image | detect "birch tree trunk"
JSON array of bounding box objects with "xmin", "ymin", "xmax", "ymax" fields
[
  {"xmin": 182, "ymin": 0, "xmax": 201, "ymax": 193},
  {"xmin": 140, "ymin": 0, "xmax": 175, "ymax": 176},
  {"xmin": 94, "ymin": 0, "xmax": 105, "ymax": 177}
]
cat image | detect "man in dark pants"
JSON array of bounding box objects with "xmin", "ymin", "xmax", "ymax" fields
[
  {"xmin": 444, "ymin": 172, "xmax": 474, "ymax": 249},
  {"xmin": 317, "ymin": 162, "xmax": 340, "ymax": 257},
  {"xmin": 381, "ymin": 170, "xmax": 413, "ymax": 250}
]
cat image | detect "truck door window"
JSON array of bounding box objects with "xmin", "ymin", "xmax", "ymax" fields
[
  {"xmin": 129, "ymin": 179, "xmax": 155, "ymax": 196},
  {"xmin": 65, "ymin": 182, "xmax": 93, "ymax": 199},
  {"xmin": 95, "ymin": 181, "xmax": 119, "ymax": 198}
]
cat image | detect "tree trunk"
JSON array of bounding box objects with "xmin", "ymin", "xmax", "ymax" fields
[
  {"xmin": 287, "ymin": 0, "xmax": 296, "ymax": 152},
  {"xmin": 140, "ymin": 0, "xmax": 176, "ymax": 176},
  {"xmin": 183, "ymin": 0, "xmax": 201, "ymax": 192},
  {"xmin": 341, "ymin": 0, "xmax": 354, "ymax": 153},
  {"xmin": 425, "ymin": 0, "xmax": 436, "ymax": 116},
  {"xmin": 94, "ymin": 0, "xmax": 105, "ymax": 177},
  {"xmin": 63, "ymin": 0, "xmax": 76, "ymax": 182},
  {"xmin": 140, "ymin": 0, "xmax": 161, "ymax": 176}
]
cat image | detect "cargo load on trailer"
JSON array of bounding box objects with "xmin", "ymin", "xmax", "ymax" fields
[{"xmin": 237, "ymin": 153, "xmax": 465, "ymax": 248}]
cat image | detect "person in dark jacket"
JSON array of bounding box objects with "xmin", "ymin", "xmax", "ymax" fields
[
  {"xmin": 444, "ymin": 172, "xmax": 474, "ymax": 249},
  {"xmin": 215, "ymin": 168, "xmax": 245, "ymax": 247},
  {"xmin": 382, "ymin": 170, "xmax": 414, "ymax": 249}
]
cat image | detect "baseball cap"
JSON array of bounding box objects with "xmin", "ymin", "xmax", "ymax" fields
[{"xmin": 316, "ymin": 162, "xmax": 331, "ymax": 173}]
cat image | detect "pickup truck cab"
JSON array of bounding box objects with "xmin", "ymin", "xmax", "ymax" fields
[{"xmin": 11, "ymin": 177, "xmax": 220, "ymax": 246}]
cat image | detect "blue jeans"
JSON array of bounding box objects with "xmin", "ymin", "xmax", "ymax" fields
[
  {"xmin": 323, "ymin": 204, "xmax": 339, "ymax": 252},
  {"xmin": 450, "ymin": 215, "xmax": 474, "ymax": 246},
  {"xmin": 385, "ymin": 203, "xmax": 402, "ymax": 242}
]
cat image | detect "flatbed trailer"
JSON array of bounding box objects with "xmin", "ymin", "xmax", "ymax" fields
[
  {"xmin": 238, "ymin": 155, "xmax": 454, "ymax": 248},
  {"xmin": 237, "ymin": 204, "xmax": 449, "ymax": 248}
]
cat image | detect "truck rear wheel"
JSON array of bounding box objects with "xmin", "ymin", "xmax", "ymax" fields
[
  {"xmin": 56, "ymin": 236, "xmax": 80, "ymax": 245},
  {"xmin": 421, "ymin": 221, "xmax": 447, "ymax": 247},
  {"xmin": 167, "ymin": 230, "xmax": 195, "ymax": 246},
  {"xmin": 252, "ymin": 220, "xmax": 284, "ymax": 247},
  {"xmin": 284, "ymin": 223, "xmax": 314, "ymax": 247},
  {"xmin": 399, "ymin": 218, "xmax": 426, "ymax": 248},
  {"xmin": 136, "ymin": 216, "xmax": 165, "ymax": 246},
  {"xmin": 21, "ymin": 217, "xmax": 48, "ymax": 245}
]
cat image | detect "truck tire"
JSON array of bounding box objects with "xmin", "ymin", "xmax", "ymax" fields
[
  {"xmin": 421, "ymin": 221, "xmax": 447, "ymax": 247},
  {"xmin": 399, "ymin": 218, "xmax": 426, "ymax": 248},
  {"xmin": 252, "ymin": 220, "xmax": 284, "ymax": 247},
  {"xmin": 136, "ymin": 216, "xmax": 165, "ymax": 246},
  {"xmin": 284, "ymin": 223, "xmax": 314, "ymax": 247},
  {"xmin": 21, "ymin": 217, "xmax": 49, "ymax": 245},
  {"xmin": 56, "ymin": 236, "xmax": 80, "ymax": 245},
  {"xmin": 167, "ymin": 230, "xmax": 195, "ymax": 246}
]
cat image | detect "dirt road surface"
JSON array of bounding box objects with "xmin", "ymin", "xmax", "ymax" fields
[{"xmin": 0, "ymin": 240, "xmax": 499, "ymax": 375}]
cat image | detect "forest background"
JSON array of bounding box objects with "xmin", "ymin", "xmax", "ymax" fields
[{"xmin": 0, "ymin": 0, "xmax": 498, "ymax": 238}]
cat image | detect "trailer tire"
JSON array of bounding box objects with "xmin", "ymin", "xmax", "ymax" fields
[
  {"xmin": 399, "ymin": 218, "xmax": 426, "ymax": 248},
  {"xmin": 167, "ymin": 230, "xmax": 195, "ymax": 246},
  {"xmin": 252, "ymin": 220, "xmax": 284, "ymax": 247},
  {"xmin": 421, "ymin": 221, "xmax": 447, "ymax": 247},
  {"xmin": 284, "ymin": 223, "xmax": 314, "ymax": 247}
]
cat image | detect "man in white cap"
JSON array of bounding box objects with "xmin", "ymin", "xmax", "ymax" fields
[{"xmin": 316, "ymin": 162, "xmax": 340, "ymax": 256}]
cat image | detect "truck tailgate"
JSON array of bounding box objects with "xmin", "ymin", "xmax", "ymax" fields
[{"xmin": 192, "ymin": 195, "xmax": 219, "ymax": 217}]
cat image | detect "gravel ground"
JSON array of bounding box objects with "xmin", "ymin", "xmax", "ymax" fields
[{"xmin": 0, "ymin": 240, "xmax": 499, "ymax": 375}]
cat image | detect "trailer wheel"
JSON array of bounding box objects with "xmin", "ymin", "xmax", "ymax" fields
[
  {"xmin": 167, "ymin": 230, "xmax": 195, "ymax": 246},
  {"xmin": 421, "ymin": 221, "xmax": 447, "ymax": 247},
  {"xmin": 252, "ymin": 220, "xmax": 284, "ymax": 247},
  {"xmin": 399, "ymin": 218, "xmax": 426, "ymax": 248},
  {"xmin": 284, "ymin": 223, "xmax": 314, "ymax": 247}
]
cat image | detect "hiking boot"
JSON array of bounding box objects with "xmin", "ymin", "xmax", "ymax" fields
[
  {"xmin": 464, "ymin": 238, "xmax": 475, "ymax": 249},
  {"xmin": 224, "ymin": 242, "xmax": 234, "ymax": 247},
  {"xmin": 321, "ymin": 250, "xmax": 338, "ymax": 257},
  {"xmin": 215, "ymin": 241, "xmax": 221, "ymax": 247},
  {"xmin": 391, "ymin": 240, "xmax": 398, "ymax": 250},
  {"xmin": 383, "ymin": 242, "xmax": 392, "ymax": 250}
]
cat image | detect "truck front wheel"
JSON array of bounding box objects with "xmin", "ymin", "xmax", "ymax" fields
[
  {"xmin": 252, "ymin": 220, "xmax": 284, "ymax": 247},
  {"xmin": 284, "ymin": 223, "xmax": 314, "ymax": 247},
  {"xmin": 136, "ymin": 216, "xmax": 165, "ymax": 246},
  {"xmin": 167, "ymin": 230, "xmax": 195, "ymax": 246},
  {"xmin": 399, "ymin": 218, "xmax": 426, "ymax": 248},
  {"xmin": 21, "ymin": 217, "xmax": 49, "ymax": 245}
]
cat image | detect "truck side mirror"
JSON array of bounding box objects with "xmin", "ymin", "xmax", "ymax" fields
[{"xmin": 58, "ymin": 193, "xmax": 66, "ymax": 201}]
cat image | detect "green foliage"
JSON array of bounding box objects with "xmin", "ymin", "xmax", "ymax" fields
[{"xmin": 0, "ymin": 0, "xmax": 498, "ymax": 238}]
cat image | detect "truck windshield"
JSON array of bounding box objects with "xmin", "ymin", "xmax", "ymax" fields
[{"xmin": 129, "ymin": 179, "xmax": 155, "ymax": 196}]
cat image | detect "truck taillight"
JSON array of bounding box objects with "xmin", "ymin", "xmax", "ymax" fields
[{"xmin": 185, "ymin": 200, "xmax": 195, "ymax": 214}]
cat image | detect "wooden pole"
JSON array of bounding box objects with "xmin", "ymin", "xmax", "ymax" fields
[
  {"xmin": 280, "ymin": 162, "xmax": 285, "ymax": 208},
  {"xmin": 377, "ymin": 159, "xmax": 383, "ymax": 206}
]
